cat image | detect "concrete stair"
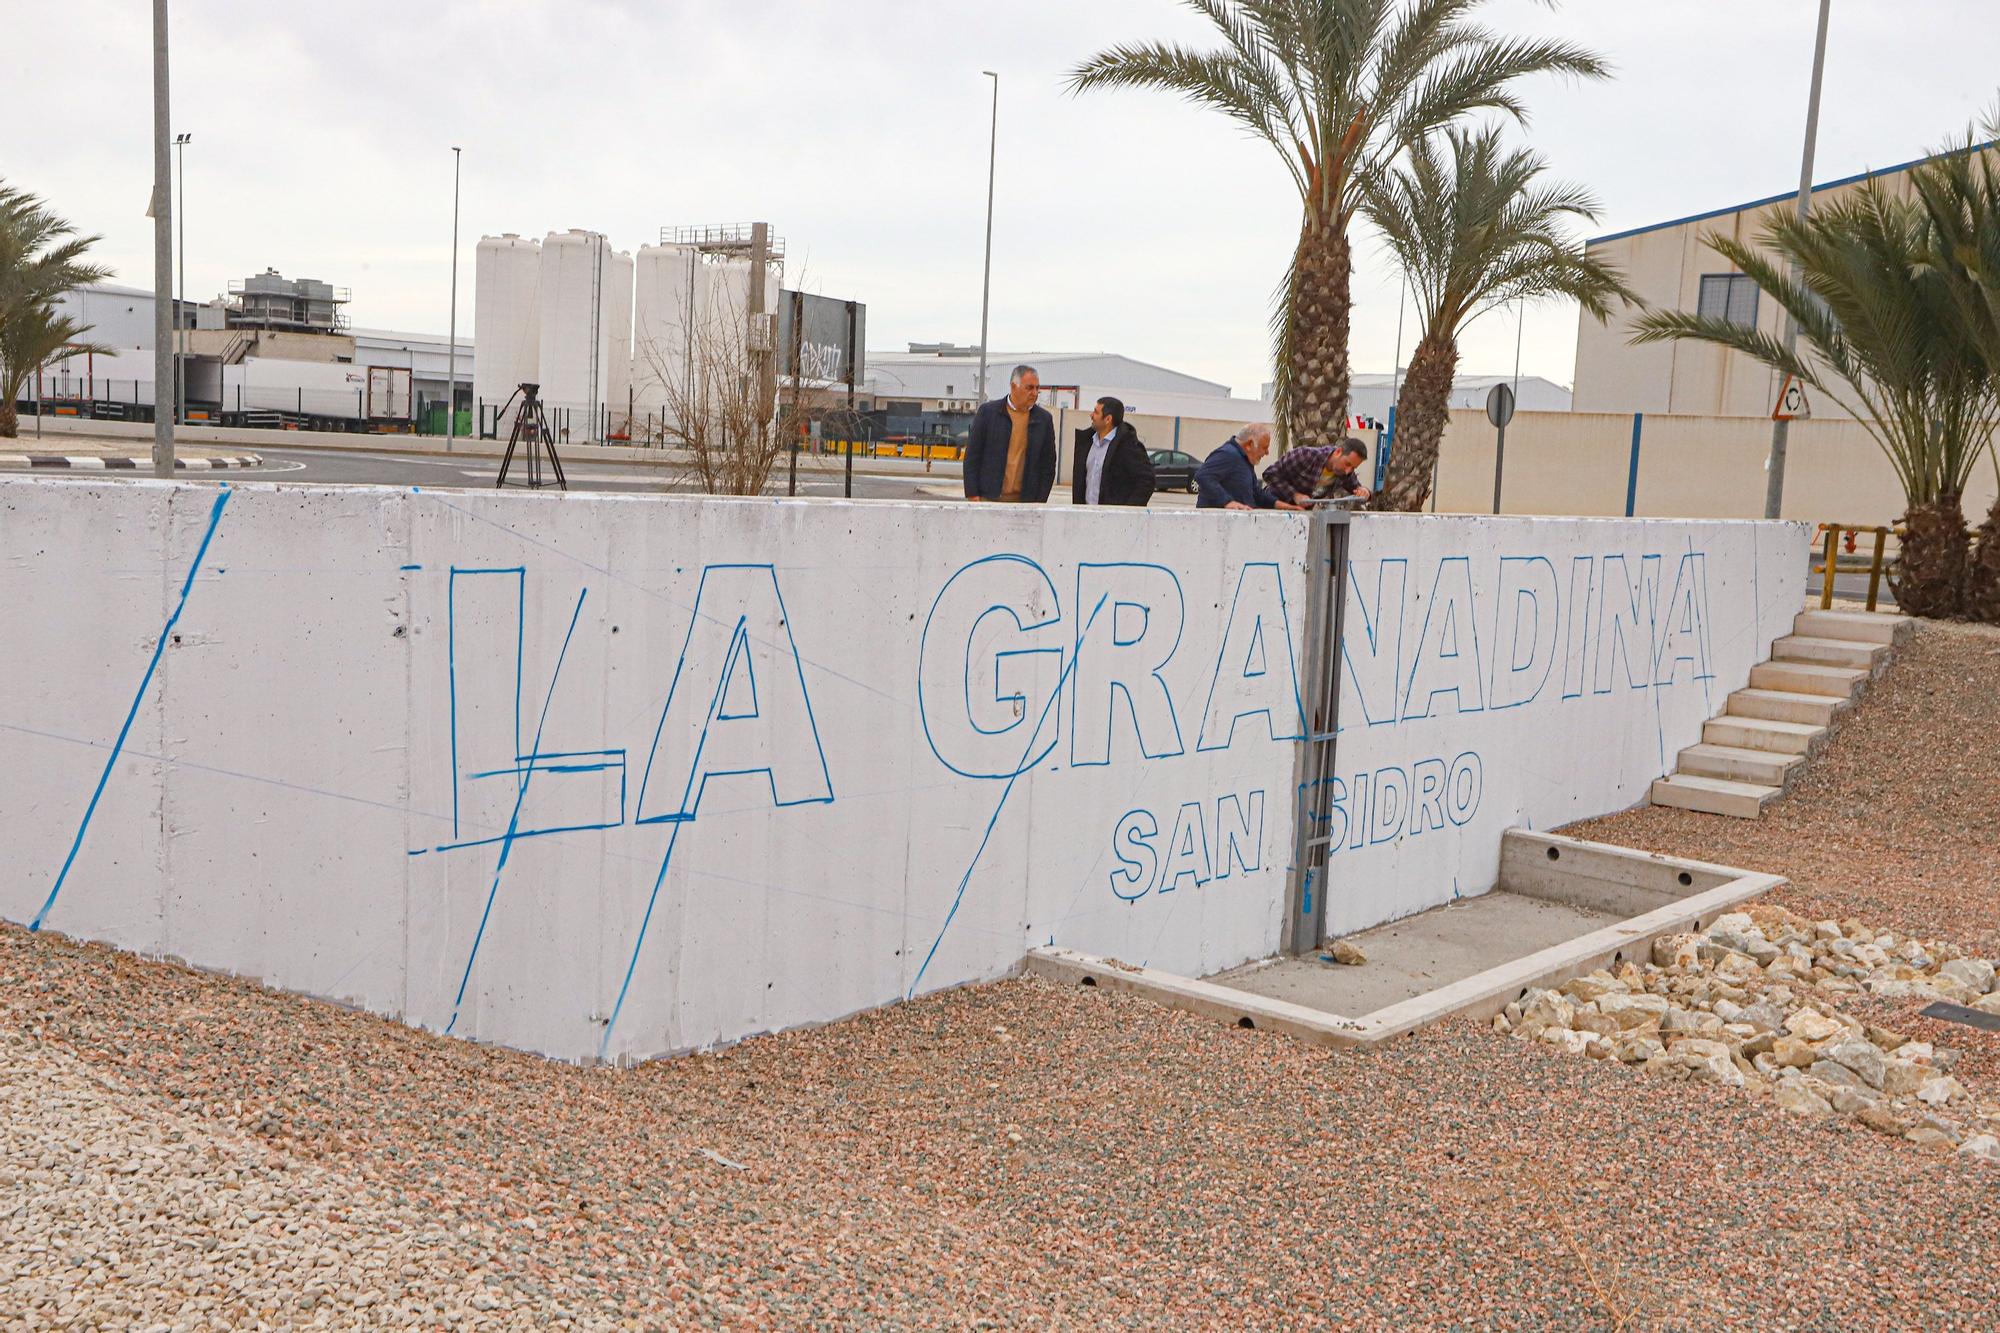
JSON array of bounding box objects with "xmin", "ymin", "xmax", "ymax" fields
[{"xmin": 1652, "ymin": 605, "xmax": 1911, "ymax": 819}]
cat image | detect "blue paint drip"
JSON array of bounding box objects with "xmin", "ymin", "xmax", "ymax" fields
[
  {"xmin": 32, "ymin": 489, "xmax": 232, "ymax": 931},
  {"xmin": 400, "ymin": 563, "xmax": 422, "ymax": 571},
  {"xmin": 446, "ymin": 587, "xmax": 589, "ymax": 1035},
  {"xmin": 907, "ymin": 592, "xmax": 1110, "ymax": 1001}
]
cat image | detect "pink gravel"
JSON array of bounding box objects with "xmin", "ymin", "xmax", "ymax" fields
[{"xmin": 6, "ymin": 921, "xmax": 2000, "ymax": 1330}]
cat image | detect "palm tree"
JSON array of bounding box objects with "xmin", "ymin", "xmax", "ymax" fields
[
  {"xmin": 1631, "ymin": 182, "xmax": 2000, "ymax": 618},
  {"xmin": 1364, "ymin": 124, "xmax": 1630, "ymax": 510},
  {"xmin": 0, "ymin": 181, "xmax": 111, "ymax": 438},
  {"xmin": 1909, "ymin": 139, "xmax": 2000, "ymax": 619},
  {"xmin": 1067, "ymin": 0, "xmax": 1605, "ymax": 447}
]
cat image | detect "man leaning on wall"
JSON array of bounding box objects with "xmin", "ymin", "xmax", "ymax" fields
[
  {"xmin": 964, "ymin": 364, "xmax": 1058, "ymax": 504},
  {"xmin": 1194, "ymin": 423, "xmax": 1300, "ymax": 511}
]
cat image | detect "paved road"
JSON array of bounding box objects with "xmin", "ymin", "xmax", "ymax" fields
[{"xmin": 168, "ymin": 446, "xmax": 954, "ymax": 500}]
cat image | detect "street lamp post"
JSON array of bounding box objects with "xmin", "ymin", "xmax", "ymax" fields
[
  {"xmin": 175, "ymin": 132, "xmax": 190, "ymax": 425},
  {"xmin": 976, "ymin": 71, "xmax": 998, "ymax": 406},
  {"xmin": 150, "ymin": 0, "xmax": 174, "ymax": 477},
  {"xmin": 1764, "ymin": 0, "xmax": 1832, "ymax": 520},
  {"xmin": 447, "ymin": 146, "xmax": 462, "ymax": 453}
]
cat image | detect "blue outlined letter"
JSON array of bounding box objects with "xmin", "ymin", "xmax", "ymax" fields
[
  {"xmin": 1653, "ymin": 552, "xmax": 1713, "ymax": 687},
  {"xmin": 918, "ymin": 555, "xmax": 1064, "ymax": 779},
  {"xmin": 1340, "ymin": 558, "xmax": 1408, "ymax": 728},
  {"xmin": 1109, "ymin": 810, "xmax": 1160, "ymax": 901},
  {"xmin": 1489, "ymin": 556, "xmax": 1559, "ymax": 710},
  {"xmin": 635, "ymin": 564, "xmax": 833, "ymax": 822},
  {"xmin": 1071, "ymin": 563, "xmax": 1185, "ymax": 766},
  {"xmin": 1196, "ymin": 562, "xmax": 1304, "ymax": 751},
  {"xmin": 1401, "ymin": 556, "xmax": 1486, "ymax": 721}
]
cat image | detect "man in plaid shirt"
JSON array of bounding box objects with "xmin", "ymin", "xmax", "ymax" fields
[{"xmin": 1262, "ymin": 437, "xmax": 1371, "ymax": 506}]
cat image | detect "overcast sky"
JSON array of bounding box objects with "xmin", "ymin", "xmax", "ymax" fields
[{"xmin": 11, "ymin": 1, "xmax": 1997, "ymax": 398}]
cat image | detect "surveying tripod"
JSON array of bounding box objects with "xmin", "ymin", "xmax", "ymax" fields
[{"xmin": 494, "ymin": 382, "xmax": 568, "ymax": 491}]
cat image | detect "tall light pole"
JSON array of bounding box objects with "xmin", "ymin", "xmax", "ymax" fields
[
  {"xmin": 1764, "ymin": 0, "xmax": 1832, "ymax": 520},
  {"xmin": 446, "ymin": 145, "xmax": 462, "ymax": 452},
  {"xmin": 150, "ymin": 0, "xmax": 174, "ymax": 477},
  {"xmin": 976, "ymin": 71, "xmax": 998, "ymax": 405},
  {"xmin": 175, "ymin": 132, "xmax": 190, "ymax": 426}
]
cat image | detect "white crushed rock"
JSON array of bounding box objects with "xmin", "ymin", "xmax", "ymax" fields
[
  {"xmin": 0, "ymin": 1030, "xmax": 616, "ymax": 1330},
  {"xmin": 1496, "ymin": 902, "xmax": 2000, "ymax": 1164}
]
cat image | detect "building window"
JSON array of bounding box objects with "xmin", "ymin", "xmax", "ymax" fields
[{"xmin": 1697, "ymin": 273, "xmax": 1759, "ymax": 328}]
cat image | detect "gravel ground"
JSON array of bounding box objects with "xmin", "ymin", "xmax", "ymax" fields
[
  {"xmin": 6, "ymin": 621, "xmax": 1999, "ymax": 1330},
  {"xmin": 0, "ymin": 1027, "xmax": 619, "ymax": 1331},
  {"xmin": 6, "ymin": 922, "xmax": 2000, "ymax": 1330},
  {"xmin": 1570, "ymin": 618, "xmax": 2000, "ymax": 1085}
]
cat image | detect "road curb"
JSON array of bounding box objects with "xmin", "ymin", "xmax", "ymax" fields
[{"xmin": 0, "ymin": 452, "xmax": 264, "ymax": 472}]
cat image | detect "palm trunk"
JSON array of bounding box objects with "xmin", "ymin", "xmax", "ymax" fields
[
  {"xmin": 1964, "ymin": 495, "xmax": 2000, "ymax": 624},
  {"xmin": 1283, "ymin": 218, "xmax": 1351, "ymax": 447},
  {"xmin": 0, "ymin": 398, "xmax": 17, "ymax": 440},
  {"xmin": 1892, "ymin": 494, "xmax": 1970, "ymax": 620},
  {"xmin": 1373, "ymin": 333, "xmax": 1456, "ymax": 511}
]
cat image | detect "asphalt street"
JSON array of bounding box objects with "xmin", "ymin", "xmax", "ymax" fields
[{"xmin": 160, "ymin": 446, "xmax": 953, "ymax": 500}]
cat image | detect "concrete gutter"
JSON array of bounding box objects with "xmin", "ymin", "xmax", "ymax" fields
[{"xmin": 1026, "ymin": 831, "xmax": 1785, "ymax": 1049}]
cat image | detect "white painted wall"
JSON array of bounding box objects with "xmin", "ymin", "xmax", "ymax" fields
[
  {"xmin": 1323, "ymin": 513, "xmax": 1809, "ymax": 936},
  {"xmin": 0, "ymin": 480, "xmax": 1314, "ymax": 1063}
]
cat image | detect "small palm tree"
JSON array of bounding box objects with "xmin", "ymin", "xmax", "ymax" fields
[
  {"xmin": 1631, "ymin": 181, "xmax": 2000, "ymax": 618},
  {"xmin": 1067, "ymin": 0, "xmax": 1605, "ymax": 447},
  {"xmin": 1909, "ymin": 139, "xmax": 2000, "ymax": 618},
  {"xmin": 1364, "ymin": 124, "xmax": 1630, "ymax": 510},
  {"xmin": 0, "ymin": 181, "xmax": 111, "ymax": 438}
]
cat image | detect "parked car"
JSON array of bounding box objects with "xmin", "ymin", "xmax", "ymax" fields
[{"xmin": 1148, "ymin": 448, "xmax": 1200, "ymax": 494}]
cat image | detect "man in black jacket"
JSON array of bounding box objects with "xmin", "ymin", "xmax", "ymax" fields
[
  {"xmin": 963, "ymin": 364, "xmax": 1057, "ymax": 503},
  {"xmin": 1071, "ymin": 395, "xmax": 1155, "ymax": 506}
]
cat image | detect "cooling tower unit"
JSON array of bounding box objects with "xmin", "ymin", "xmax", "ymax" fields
[
  {"xmin": 472, "ymin": 234, "xmax": 542, "ymax": 439},
  {"xmin": 537, "ymin": 229, "xmax": 632, "ymax": 444}
]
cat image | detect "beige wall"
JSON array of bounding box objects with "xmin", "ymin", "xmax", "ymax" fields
[
  {"xmin": 1571, "ymin": 155, "xmax": 1974, "ymax": 418},
  {"xmin": 1428, "ymin": 407, "xmax": 1999, "ymax": 530}
]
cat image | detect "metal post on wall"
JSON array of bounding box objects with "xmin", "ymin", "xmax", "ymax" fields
[
  {"xmin": 787, "ymin": 290, "xmax": 803, "ymax": 497},
  {"xmin": 149, "ymin": 0, "xmax": 175, "ymax": 477},
  {"xmin": 844, "ymin": 299, "xmax": 857, "ymax": 499},
  {"xmin": 174, "ymin": 131, "xmax": 190, "ymax": 425}
]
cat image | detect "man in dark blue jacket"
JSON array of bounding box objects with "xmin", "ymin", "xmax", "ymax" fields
[
  {"xmin": 1195, "ymin": 424, "xmax": 1296, "ymax": 510},
  {"xmin": 963, "ymin": 364, "xmax": 1057, "ymax": 503}
]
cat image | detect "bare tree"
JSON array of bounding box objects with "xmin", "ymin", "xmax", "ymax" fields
[{"xmin": 632, "ymin": 284, "xmax": 783, "ymax": 496}]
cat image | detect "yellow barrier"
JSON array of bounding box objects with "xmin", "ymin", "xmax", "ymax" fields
[{"xmin": 1813, "ymin": 522, "xmax": 1894, "ymax": 612}]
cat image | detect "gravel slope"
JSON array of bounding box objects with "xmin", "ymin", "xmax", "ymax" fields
[{"xmin": 6, "ymin": 924, "xmax": 2000, "ymax": 1331}]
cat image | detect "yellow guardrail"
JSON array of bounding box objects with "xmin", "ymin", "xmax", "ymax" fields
[{"xmin": 1813, "ymin": 522, "xmax": 1894, "ymax": 612}]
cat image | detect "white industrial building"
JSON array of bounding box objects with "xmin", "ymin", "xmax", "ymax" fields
[{"xmin": 45, "ymin": 278, "xmax": 475, "ymax": 431}]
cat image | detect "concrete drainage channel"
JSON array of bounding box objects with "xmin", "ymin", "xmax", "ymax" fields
[{"xmin": 1026, "ymin": 830, "xmax": 1783, "ymax": 1048}]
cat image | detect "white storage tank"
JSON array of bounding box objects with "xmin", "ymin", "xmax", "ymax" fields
[
  {"xmin": 537, "ymin": 229, "xmax": 632, "ymax": 443},
  {"xmin": 472, "ymin": 233, "xmax": 541, "ymax": 438},
  {"xmin": 605, "ymin": 247, "xmax": 635, "ymax": 438},
  {"xmin": 632, "ymin": 243, "xmax": 697, "ymax": 436}
]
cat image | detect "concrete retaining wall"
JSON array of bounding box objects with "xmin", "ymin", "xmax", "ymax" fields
[
  {"xmin": 0, "ymin": 479, "xmax": 1805, "ymax": 1061},
  {"xmin": 1326, "ymin": 514, "xmax": 1808, "ymax": 935},
  {"xmin": 0, "ymin": 479, "xmax": 1313, "ymax": 1062}
]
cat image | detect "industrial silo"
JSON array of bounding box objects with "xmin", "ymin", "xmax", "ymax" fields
[
  {"xmin": 536, "ymin": 229, "xmax": 630, "ymax": 444},
  {"xmin": 632, "ymin": 243, "xmax": 697, "ymax": 440},
  {"xmin": 605, "ymin": 247, "xmax": 635, "ymax": 438},
  {"xmin": 472, "ymin": 234, "xmax": 541, "ymax": 439}
]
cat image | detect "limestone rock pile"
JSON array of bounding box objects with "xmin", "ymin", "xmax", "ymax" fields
[{"xmin": 1494, "ymin": 903, "xmax": 2000, "ymax": 1164}]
